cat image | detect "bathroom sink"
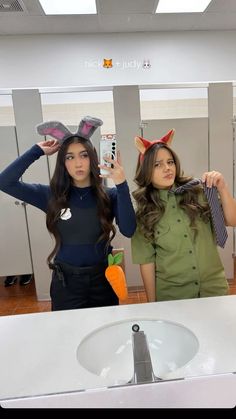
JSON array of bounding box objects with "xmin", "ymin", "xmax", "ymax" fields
[{"xmin": 77, "ymin": 319, "xmax": 199, "ymax": 386}]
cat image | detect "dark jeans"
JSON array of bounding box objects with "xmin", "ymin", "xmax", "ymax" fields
[{"xmin": 50, "ymin": 260, "xmax": 119, "ymax": 311}]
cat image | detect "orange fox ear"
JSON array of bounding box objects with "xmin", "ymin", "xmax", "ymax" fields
[
  {"xmin": 160, "ymin": 129, "xmax": 175, "ymax": 146},
  {"xmin": 134, "ymin": 129, "xmax": 175, "ymax": 157},
  {"xmin": 134, "ymin": 136, "xmax": 152, "ymax": 154}
]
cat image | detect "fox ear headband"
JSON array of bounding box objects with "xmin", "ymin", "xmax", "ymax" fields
[
  {"xmin": 134, "ymin": 129, "xmax": 175, "ymax": 162},
  {"xmin": 36, "ymin": 116, "xmax": 103, "ymax": 145}
]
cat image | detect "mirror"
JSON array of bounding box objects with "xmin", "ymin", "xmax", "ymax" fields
[{"xmin": 0, "ymin": 83, "xmax": 236, "ymax": 402}]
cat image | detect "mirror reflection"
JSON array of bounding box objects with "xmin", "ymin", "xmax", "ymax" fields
[{"xmin": 1, "ymin": 83, "xmax": 236, "ymax": 403}]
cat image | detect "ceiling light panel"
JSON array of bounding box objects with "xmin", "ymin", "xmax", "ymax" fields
[
  {"xmin": 39, "ymin": 0, "xmax": 97, "ymax": 15},
  {"xmin": 156, "ymin": 0, "xmax": 212, "ymax": 14}
]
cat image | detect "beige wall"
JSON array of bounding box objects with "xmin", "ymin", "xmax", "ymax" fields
[
  {"xmin": 0, "ymin": 98, "xmax": 209, "ymax": 127},
  {"xmin": 4, "ymin": 96, "xmax": 236, "ymax": 127}
]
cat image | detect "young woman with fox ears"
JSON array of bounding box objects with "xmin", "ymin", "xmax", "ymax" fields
[
  {"xmin": 0, "ymin": 116, "xmax": 136, "ymax": 311},
  {"xmin": 131, "ymin": 129, "xmax": 236, "ymax": 302}
]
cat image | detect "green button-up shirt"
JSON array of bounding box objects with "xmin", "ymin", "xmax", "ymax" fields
[{"xmin": 131, "ymin": 189, "xmax": 229, "ymax": 301}]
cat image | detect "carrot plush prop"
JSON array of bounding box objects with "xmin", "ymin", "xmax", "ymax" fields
[{"xmin": 105, "ymin": 252, "xmax": 128, "ymax": 301}]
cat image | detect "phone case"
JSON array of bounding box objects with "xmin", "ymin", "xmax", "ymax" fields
[{"xmin": 100, "ymin": 134, "xmax": 116, "ymax": 175}]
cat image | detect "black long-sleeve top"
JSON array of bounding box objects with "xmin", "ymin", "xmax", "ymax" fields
[{"xmin": 0, "ymin": 145, "xmax": 136, "ymax": 266}]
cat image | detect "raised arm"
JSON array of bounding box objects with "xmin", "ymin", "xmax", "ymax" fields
[
  {"xmin": 0, "ymin": 140, "xmax": 60, "ymax": 211},
  {"xmin": 111, "ymin": 181, "xmax": 136, "ymax": 237},
  {"xmin": 102, "ymin": 153, "xmax": 136, "ymax": 237},
  {"xmin": 201, "ymin": 171, "xmax": 236, "ymax": 226}
]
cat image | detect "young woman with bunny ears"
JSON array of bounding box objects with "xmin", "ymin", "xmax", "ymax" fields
[{"xmin": 0, "ymin": 116, "xmax": 136, "ymax": 311}]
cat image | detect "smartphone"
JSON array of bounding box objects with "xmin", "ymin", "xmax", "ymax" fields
[{"xmin": 99, "ymin": 134, "xmax": 116, "ymax": 175}]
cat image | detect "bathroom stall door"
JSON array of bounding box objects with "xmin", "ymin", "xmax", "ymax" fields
[
  {"xmin": 0, "ymin": 126, "xmax": 33, "ymax": 276},
  {"xmin": 142, "ymin": 118, "xmax": 209, "ymax": 176}
]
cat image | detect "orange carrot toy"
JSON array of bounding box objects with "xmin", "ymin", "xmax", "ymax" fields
[{"xmin": 105, "ymin": 252, "xmax": 128, "ymax": 301}]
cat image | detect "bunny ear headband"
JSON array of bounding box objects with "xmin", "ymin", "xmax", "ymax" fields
[
  {"xmin": 36, "ymin": 116, "xmax": 103, "ymax": 145},
  {"xmin": 134, "ymin": 129, "xmax": 175, "ymax": 162}
]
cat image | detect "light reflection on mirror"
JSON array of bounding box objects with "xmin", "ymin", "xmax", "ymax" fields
[{"xmin": 0, "ymin": 84, "xmax": 236, "ymax": 400}]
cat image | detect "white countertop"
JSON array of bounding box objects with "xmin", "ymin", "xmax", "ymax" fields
[{"xmin": 1, "ymin": 294, "xmax": 236, "ymax": 401}]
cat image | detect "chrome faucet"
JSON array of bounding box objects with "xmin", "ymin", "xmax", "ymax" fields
[{"xmin": 130, "ymin": 324, "xmax": 162, "ymax": 384}]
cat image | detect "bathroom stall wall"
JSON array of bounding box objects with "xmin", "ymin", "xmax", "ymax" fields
[
  {"xmin": 0, "ymin": 126, "xmax": 33, "ymax": 276},
  {"xmin": 113, "ymin": 85, "xmax": 143, "ymax": 287},
  {"xmin": 208, "ymin": 82, "xmax": 234, "ymax": 280},
  {"xmin": 12, "ymin": 90, "xmax": 53, "ymax": 300}
]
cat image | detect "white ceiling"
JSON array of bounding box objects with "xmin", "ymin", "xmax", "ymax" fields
[{"xmin": 0, "ymin": 0, "xmax": 236, "ymax": 35}]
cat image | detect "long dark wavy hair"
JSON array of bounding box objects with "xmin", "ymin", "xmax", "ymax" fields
[
  {"xmin": 133, "ymin": 143, "xmax": 210, "ymax": 242},
  {"xmin": 46, "ymin": 136, "xmax": 116, "ymax": 265}
]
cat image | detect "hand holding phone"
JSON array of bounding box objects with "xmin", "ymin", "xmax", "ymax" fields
[{"xmin": 99, "ymin": 134, "xmax": 116, "ymax": 175}]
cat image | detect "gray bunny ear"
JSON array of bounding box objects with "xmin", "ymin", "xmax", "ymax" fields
[
  {"xmin": 76, "ymin": 116, "xmax": 103, "ymax": 140},
  {"xmin": 36, "ymin": 121, "xmax": 72, "ymax": 144}
]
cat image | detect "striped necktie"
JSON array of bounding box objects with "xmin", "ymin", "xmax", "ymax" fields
[{"xmin": 170, "ymin": 179, "xmax": 228, "ymax": 248}]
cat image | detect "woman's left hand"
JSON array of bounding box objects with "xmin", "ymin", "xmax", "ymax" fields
[
  {"xmin": 99, "ymin": 151, "xmax": 126, "ymax": 185},
  {"xmin": 201, "ymin": 171, "xmax": 227, "ymax": 192}
]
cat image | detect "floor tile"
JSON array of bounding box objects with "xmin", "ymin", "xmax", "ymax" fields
[{"xmin": 0, "ymin": 274, "xmax": 236, "ymax": 317}]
